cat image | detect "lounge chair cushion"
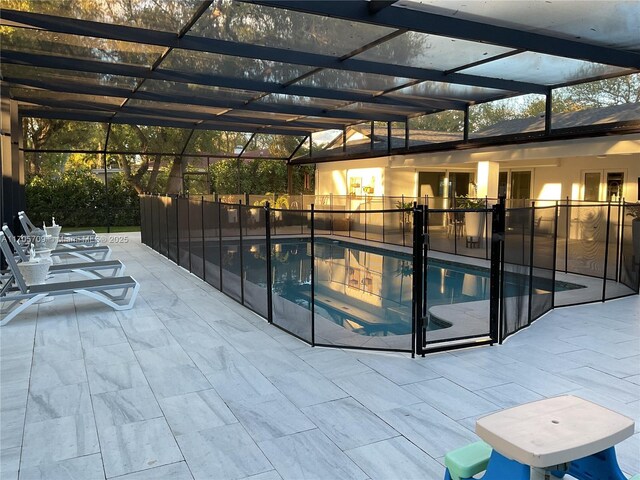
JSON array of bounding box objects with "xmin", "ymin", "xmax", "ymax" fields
[{"xmin": 29, "ymin": 276, "xmax": 136, "ymax": 295}]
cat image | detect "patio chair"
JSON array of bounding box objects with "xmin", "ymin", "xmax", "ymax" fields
[
  {"xmin": 0, "ymin": 232, "xmax": 139, "ymax": 327},
  {"xmin": 18, "ymin": 211, "xmax": 97, "ymax": 245},
  {"xmin": 446, "ymin": 211, "xmax": 465, "ymax": 238},
  {"xmin": 2, "ymin": 226, "xmax": 124, "ymax": 279}
]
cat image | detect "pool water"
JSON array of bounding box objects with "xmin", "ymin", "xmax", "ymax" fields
[{"xmin": 238, "ymin": 238, "xmax": 581, "ymax": 337}]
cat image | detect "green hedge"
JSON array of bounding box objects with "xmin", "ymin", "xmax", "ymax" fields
[{"xmin": 26, "ymin": 170, "xmax": 140, "ymax": 227}]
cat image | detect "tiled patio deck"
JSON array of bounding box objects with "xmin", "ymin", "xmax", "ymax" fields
[{"xmin": 1, "ymin": 233, "xmax": 638, "ymax": 480}]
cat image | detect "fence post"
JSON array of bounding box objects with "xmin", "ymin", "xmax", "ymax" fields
[
  {"xmin": 187, "ymin": 197, "xmax": 192, "ymax": 272},
  {"xmin": 615, "ymin": 197, "xmax": 622, "ymax": 282},
  {"xmin": 423, "ymin": 204, "xmax": 429, "ymax": 322},
  {"xmin": 619, "ymin": 201, "xmax": 627, "ymax": 284},
  {"xmin": 551, "ymin": 201, "xmax": 559, "ymax": 308},
  {"xmin": 412, "ymin": 203, "xmax": 424, "ymax": 358},
  {"xmin": 176, "ymin": 197, "xmax": 180, "ymax": 263},
  {"xmin": 453, "ymin": 195, "xmax": 458, "ymax": 256},
  {"xmin": 310, "ymin": 204, "xmax": 315, "ymax": 346},
  {"xmin": 149, "ymin": 196, "xmax": 155, "ymax": 249},
  {"xmin": 401, "ymin": 194, "xmax": 406, "ymax": 247},
  {"xmin": 565, "ymin": 196, "xmax": 570, "ymax": 273},
  {"xmin": 165, "ymin": 196, "xmax": 170, "ymax": 258},
  {"xmin": 201, "ymin": 196, "xmax": 206, "ymax": 282},
  {"xmin": 265, "ymin": 201, "xmax": 273, "ymax": 324},
  {"xmin": 485, "ymin": 196, "xmax": 489, "ymax": 260},
  {"xmin": 238, "ymin": 201, "xmax": 245, "ymax": 305},
  {"xmin": 139, "ymin": 196, "xmax": 144, "ymax": 245},
  {"xmin": 382, "ymin": 194, "xmax": 386, "ymax": 244},
  {"xmin": 527, "ymin": 202, "xmax": 536, "ymax": 324},
  {"xmin": 490, "ymin": 197, "xmax": 505, "ymax": 345},
  {"xmin": 218, "ymin": 200, "xmax": 223, "ymax": 292},
  {"xmin": 602, "ymin": 201, "xmax": 612, "ymax": 302},
  {"xmin": 364, "ymin": 201, "xmax": 367, "ymax": 241}
]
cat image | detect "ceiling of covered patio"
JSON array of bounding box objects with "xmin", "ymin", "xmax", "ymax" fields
[{"xmin": 1, "ymin": 0, "xmax": 639, "ymax": 161}]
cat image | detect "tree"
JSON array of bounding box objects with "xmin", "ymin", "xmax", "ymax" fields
[
  {"xmin": 558, "ymin": 74, "xmax": 640, "ymax": 108},
  {"xmin": 409, "ymin": 110, "xmax": 464, "ymax": 133}
]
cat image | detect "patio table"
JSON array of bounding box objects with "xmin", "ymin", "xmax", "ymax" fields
[{"xmin": 475, "ymin": 395, "xmax": 634, "ymax": 480}]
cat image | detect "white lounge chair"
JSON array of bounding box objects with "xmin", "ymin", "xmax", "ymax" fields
[
  {"xmin": 0, "ymin": 232, "xmax": 139, "ymax": 327},
  {"xmin": 2, "ymin": 226, "xmax": 124, "ymax": 279},
  {"xmin": 18, "ymin": 211, "xmax": 97, "ymax": 245},
  {"xmin": 7, "ymin": 224, "xmax": 112, "ymax": 262}
]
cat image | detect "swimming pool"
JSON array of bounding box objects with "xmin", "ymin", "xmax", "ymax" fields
[{"xmin": 236, "ymin": 238, "xmax": 583, "ymax": 339}]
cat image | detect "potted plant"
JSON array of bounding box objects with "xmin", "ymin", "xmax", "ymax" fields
[
  {"xmin": 457, "ymin": 196, "xmax": 486, "ymax": 245},
  {"xmin": 251, "ymin": 194, "xmax": 274, "ymax": 223},
  {"xmin": 18, "ymin": 244, "xmax": 51, "ymax": 286},
  {"xmin": 395, "ymin": 200, "xmax": 413, "ymax": 229},
  {"xmin": 273, "ymin": 195, "xmax": 290, "ymax": 221}
]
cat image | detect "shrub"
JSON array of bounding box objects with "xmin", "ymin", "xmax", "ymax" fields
[{"xmin": 26, "ymin": 170, "xmax": 140, "ymax": 227}]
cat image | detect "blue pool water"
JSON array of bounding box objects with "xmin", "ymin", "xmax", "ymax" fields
[{"xmin": 238, "ymin": 238, "xmax": 581, "ymax": 337}]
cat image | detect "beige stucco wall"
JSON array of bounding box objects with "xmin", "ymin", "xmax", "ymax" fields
[{"xmin": 315, "ymin": 134, "xmax": 640, "ymax": 202}]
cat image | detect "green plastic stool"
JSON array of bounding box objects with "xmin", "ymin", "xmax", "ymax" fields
[{"xmin": 444, "ymin": 441, "xmax": 493, "ymax": 480}]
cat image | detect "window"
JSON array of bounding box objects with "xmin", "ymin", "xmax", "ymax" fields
[
  {"xmin": 606, "ymin": 172, "xmax": 624, "ymax": 201},
  {"xmin": 584, "ymin": 172, "xmax": 601, "ymax": 201},
  {"xmin": 510, "ymin": 171, "xmax": 531, "ymax": 199}
]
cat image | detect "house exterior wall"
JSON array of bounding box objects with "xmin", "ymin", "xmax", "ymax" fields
[{"xmin": 315, "ymin": 134, "xmax": 640, "ymax": 203}]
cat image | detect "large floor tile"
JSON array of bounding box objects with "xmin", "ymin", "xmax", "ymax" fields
[
  {"xmin": 29, "ymin": 359, "xmax": 87, "ymax": 392},
  {"xmin": 404, "ymin": 378, "xmax": 500, "ymax": 420},
  {"xmin": 301, "ymin": 397, "xmax": 398, "ymax": 451},
  {"xmin": 135, "ymin": 345, "xmax": 194, "ymax": 370},
  {"xmin": 159, "ymin": 389, "xmax": 237, "ymax": 436},
  {"xmin": 92, "ymin": 386, "xmax": 163, "ymax": 432},
  {"xmin": 421, "ymin": 355, "xmax": 508, "ymax": 391},
  {"xmin": 80, "ymin": 328, "xmax": 128, "ymax": 349},
  {"xmin": 258, "ymin": 429, "xmax": 367, "ymax": 480},
  {"xmin": 86, "ymin": 361, "xmax": 149, "ymax": 394},
  {"xmin": 346, "ymin": 436, "xmax": 444, "ymax": 480},
  {"xmin": 109, "ymin": 461, "xmax": 193, "ymax": 480},
  {"xmin": 377, "ymin": 402, "xmax": 479, "ymax": 459},
  {"xmin": 124, "ymin": 328, "xmax": 180, "ymax": 351},
  {"xmin": 99, "ymin": 418, "xmax": 183, "ymax": 478},
  {"xmin": 268, "ymin": 370, "xmax": 347, "ymax": 408},
  {"xmin": 228, "ymin": 394, "xmax": 316, "ymax": 443},
  {"xmin": 33, "ymin": 342, "xmax": 83, "ymax": 364},
  {"xmin": 238, "ymin": 471, "xmax": 282, "ymax": 480},
  {"xmin": 18, "ymin": 453, "xmax": 105, "ymax": 480},
  {"xmin": 356, "ymin": 353, "xmax": 440, "ymax": 385},
  {"xmin": 187, "ymin": 344, "xmax": 252, "ymax": 375},
  {"xmin": 297, "ymin": 349, "xmax": 372, "ymax": 379},
  {"xmin": 176, "ymin": 423, "xmax": 272, "ymax": 480},
  {"xmin": 205, "ymin": 365, "xmax": 279, "ymax": 404},
  {"xmin": 475, "ymin": 383, "xmax": 544, "ymax": 409},
  {"xmin": 559, "ymin": 367, "xmax": 640, "ymax": 403},
  {"xmin": 1, "ymin": 382, "xmax": 28, "ymax": 413},
  {"xmin": 333, "ymin": 372, "xmax": 422, "ymax": 412},
  {"xmin": 143, "ymin": 364, "xmax": 211, "ymax": 399},
  {"xmin": 21, "ymin": 414, "xmax": 100, "ymax": 468},
  {"xmin": 25, "ymin": 382, "xmax": 92, "ymax": 424},
  {"xmin": 560, "ymin": 350, "xmax": 640, "ymax": 378},
  {"xmin": 84, "ymin": 343, "xmax": 137, "ymax": 367},
  {"xmin": 1, "ymin": 447, "xmax": 20, "ymax": 480},
  {"xmin": 0, "ymin": 409, "xmax": 25, "ymax": 449}
]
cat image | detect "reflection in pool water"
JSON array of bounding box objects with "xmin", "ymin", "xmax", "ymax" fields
[{"xmin": 231, "ymin": 239, "xmax": 581, "ymax": 337}]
